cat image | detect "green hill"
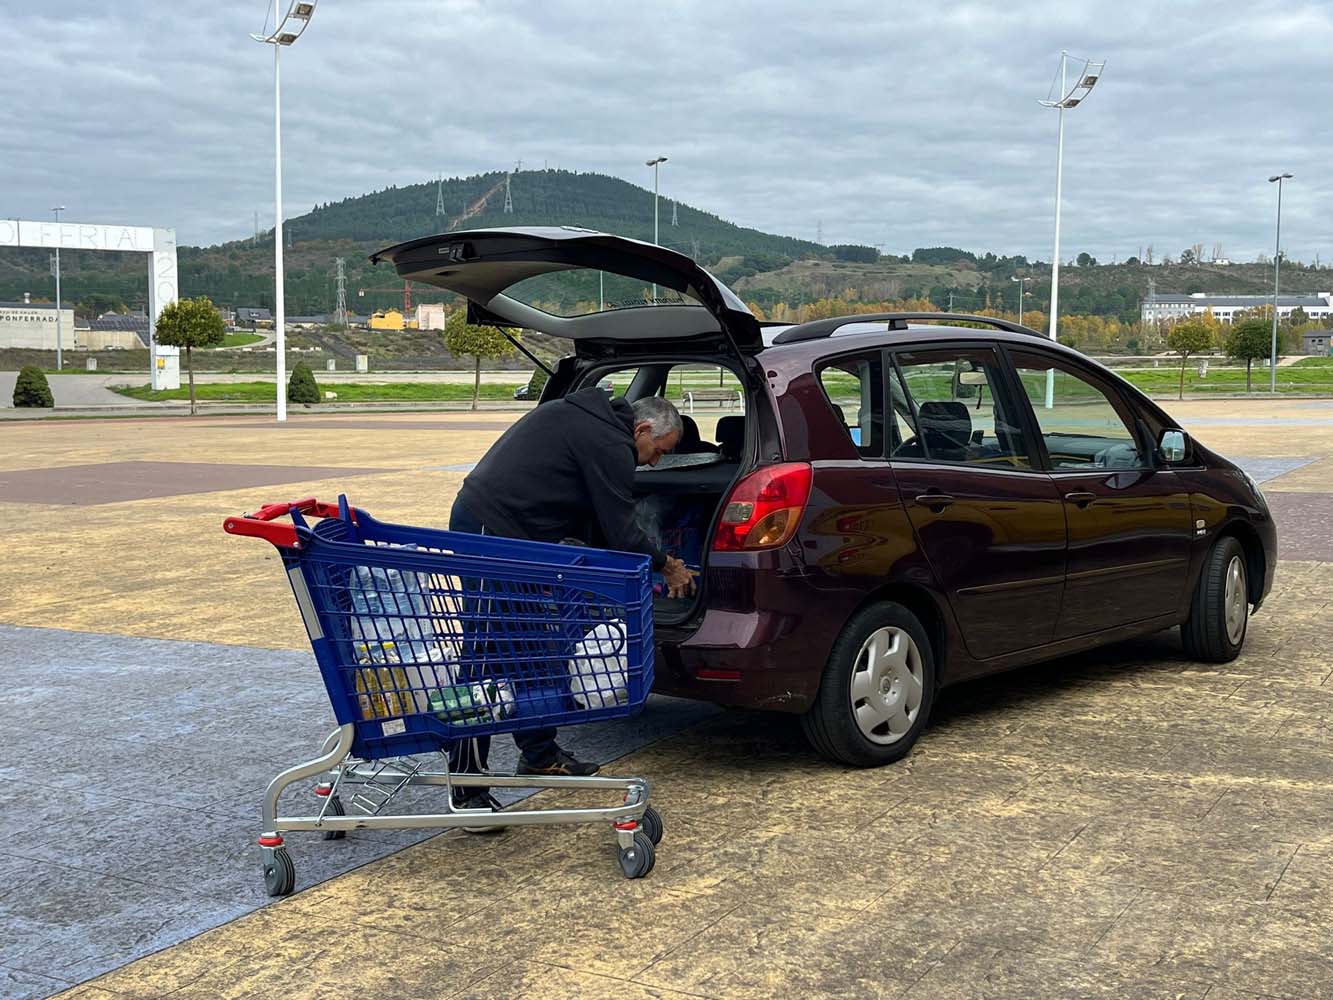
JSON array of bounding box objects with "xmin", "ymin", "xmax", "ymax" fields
[
  {"xmin": 2, "ymin": 168, "xmax": 1329, "ymax": 325},
  {"xmin": 0, "ymin": 170, "xmax": 824, "ymax": 316}
]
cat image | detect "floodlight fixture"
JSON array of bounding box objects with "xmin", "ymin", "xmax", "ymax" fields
[
  {"xmin": 1038, "ymin": 50, "xmax": 1105, "ymax": 407},
  {"xmin": 251, "ymin": 0, "xmax": 318, "ymax": 45},
  {"xmin": 1039, "ymin": 54, "xmax": 1104, "ymax": 110}
]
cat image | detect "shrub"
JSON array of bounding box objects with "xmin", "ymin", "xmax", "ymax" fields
[
  {"xmin": 287, "ymin": 361, "xmax": 320, "ymax": 404},
  {"xmin": 13, "ymin": 365, "xmax": 54, "ymax": 408}
]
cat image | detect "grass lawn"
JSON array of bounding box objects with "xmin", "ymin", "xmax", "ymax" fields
[
  {"xmin": 114, "ymin": 381, "xmax": 523, "ymax": 403},
  {"xmin": 220, "ymin": 332, "xmax": 264, "ymax": 348},
  {"xmin": 1114, "ymin": 361, "xmax": 1333, "ymax": 395}
]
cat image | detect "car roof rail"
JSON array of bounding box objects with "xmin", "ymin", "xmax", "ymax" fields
[{"xmin": 770, "ymin": 311, "xmax": 1047, "ymax": 345}]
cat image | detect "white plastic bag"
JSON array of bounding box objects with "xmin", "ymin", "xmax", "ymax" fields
[{"xmin": 569, "ymin": 620, "xmax": 629, "ymax": 709}]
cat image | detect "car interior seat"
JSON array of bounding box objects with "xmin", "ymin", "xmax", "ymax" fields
[
  {"xmin": 917, "ymin": 401, "xmax": 972, "ymax": 462},
  {"xmin": 675, "ymin": 414, "xmax": 719, "ymax": 454},
  {"xmin": 715, "ymin": 416, "xmax": 745, "ymax": 461}
]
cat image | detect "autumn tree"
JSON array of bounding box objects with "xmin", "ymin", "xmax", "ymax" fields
[
  {"xmin": 1225, "ymin": 318, "xmax": 1272, "ymax": 392},
  {"xmin": 153, "ymin": 296, "xmax": 226, "ymax": 415},
  {"xmin": 444, "ymin": 309, "xmax": 517, "ymax": 410},
  {"xmin": 1167, "ymin": 320, "xmax": 1214, "ymax": 400}
]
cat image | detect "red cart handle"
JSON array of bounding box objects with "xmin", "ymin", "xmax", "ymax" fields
[{"xmin": 222, "ymin": 497, "xmax": 354, "ymax": 548}]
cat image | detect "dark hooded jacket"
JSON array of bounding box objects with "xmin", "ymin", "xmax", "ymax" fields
[{"xmin": 455, "ymin": 388, "xmax": 667, "ymax": 569}]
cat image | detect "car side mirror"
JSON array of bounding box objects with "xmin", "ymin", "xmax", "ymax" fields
[{"xmin": 1158, "ymin": 428, "xmax": 1189, "ymax": 464}]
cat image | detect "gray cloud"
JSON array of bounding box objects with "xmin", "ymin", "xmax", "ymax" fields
[{"xmin": 2, "ymin": 0, "xmax": 1328, "ymax": 264}]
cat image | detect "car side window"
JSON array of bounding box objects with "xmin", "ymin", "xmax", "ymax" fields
[
  {"xmin": 816, "ymin": 352, "xmax": 884, "ymax": 458},
  {"xmin": 890, "ymin": 347, "xmax": 1032, "ymax": 469},
  {"xmin": 1009, "ymin": 351, "xmax": 1147, "ymax": 471}
]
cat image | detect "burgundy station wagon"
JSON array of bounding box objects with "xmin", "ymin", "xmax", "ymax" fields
[{"xmin": 373, "ymin": 227, "xmax": 1277, "ymax": 765}]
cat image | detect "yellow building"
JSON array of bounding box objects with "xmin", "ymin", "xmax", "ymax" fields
[{"xmin": 368, "ymin": 309, "xmax": 420, "ymax": 331}]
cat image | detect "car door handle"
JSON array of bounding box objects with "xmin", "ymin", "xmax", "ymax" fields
[
  {"xmin": 1064, "ymin": 491, "xmax": 1097, "ymax": 509},
  {"xmin": 914, "ymin": 493, "xmax": 955, "ymax": 511}
]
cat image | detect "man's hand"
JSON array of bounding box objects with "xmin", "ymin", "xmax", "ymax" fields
[{"xmin": 663, "ymin": 556, "xmax": 699, "ymax": 599}]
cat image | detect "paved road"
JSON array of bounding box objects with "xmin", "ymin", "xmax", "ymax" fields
[{"xmin": 0, "ymin": 372, "xmax": 162, "ymax": 408}]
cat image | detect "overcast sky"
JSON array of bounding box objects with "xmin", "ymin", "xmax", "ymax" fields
[{"xmin": 3, "ymin": 1, "xmax": 1329, "ymax": 264}]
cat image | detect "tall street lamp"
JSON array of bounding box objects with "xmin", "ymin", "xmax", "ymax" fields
[
  {"xmin": 1268, "ymin": 172, "xmax": 1292, "ymax": 392},
  {"xmin": 1010, "ymin": 275, "xmax": 1029, "ymax": 327},
  {"xmin": 1040, "ymin": 52, "xmax": 1104, "ymax": 406},
  {"xmin": 252, "ymin": 1, "xmax": 318, "ymax": 422},
  {"xmin": 51, "ymin": 205, "xmax": 65, "ymax": 370},
  {"xmin": 646, "ymin": 156, "xmax": 667, "ymax": 301}
]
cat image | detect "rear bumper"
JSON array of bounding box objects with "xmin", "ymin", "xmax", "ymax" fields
[{"xmin": 654, "ymin": 607, "xmax": 821, "ymax": 713}]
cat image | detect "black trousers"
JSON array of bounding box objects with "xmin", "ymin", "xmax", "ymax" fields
[{"xmin": 447, "ymin": 497, "xmax": 558, "ymax": 799}]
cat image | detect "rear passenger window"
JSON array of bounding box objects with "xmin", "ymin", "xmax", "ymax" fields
[
  {"xmin": 891, "ymin": 348, "xmax": 1031, "ymax": 469},
  {"xmin": 817, "ymin": 353, "xmax": 884, "ymax": 457}
]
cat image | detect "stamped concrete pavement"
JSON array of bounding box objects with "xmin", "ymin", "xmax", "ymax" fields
[{"xmin": 0, "ymin": 402, "xmax": 1326, "ymax": 999}]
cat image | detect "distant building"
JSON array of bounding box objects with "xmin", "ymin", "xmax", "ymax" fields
[
  {"xmin": 1303, "ymin": 329, "xmax": 1332, "ymax": 356},
  {"xmin": 88, "ymin": 311, "xmax": 150, "ymax": 349},
  {"xmin": 236, "ymin": 307, "xmax": 273, "ymax": 329},
  {"xmin": 0, "ymin": 294, "xmax": 77, "ymax": 349},
  {"xmin": 1142, "ymin": 292, "xmax": 1333, "ymax": 326},
  {"xmin": 369, "ymin": 308, "xmax": 417, "ymax": 331},
  {"xmin": 416, "ymin": 302, "xmax": 448, "ymax": 330}
]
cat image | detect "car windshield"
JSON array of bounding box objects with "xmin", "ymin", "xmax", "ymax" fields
[{"xmin": 503, "ymin": 268, "xmax": 704, "ymax": 317}]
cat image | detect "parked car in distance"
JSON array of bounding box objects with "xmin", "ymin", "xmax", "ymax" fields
[{"xmin": 373, "ymin": 227, "xmax": 1277, "ymax": 766}]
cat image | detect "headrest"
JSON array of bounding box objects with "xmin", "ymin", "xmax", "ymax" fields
[
  {"xmin": 716, "ymin": 415, "xmax": 745, "ymax": 460},
  {"xmin": 679, "ymin": 414, "xmax": 701, "ymax": 448}
]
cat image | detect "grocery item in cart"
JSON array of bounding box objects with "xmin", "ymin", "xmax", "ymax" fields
[
  {"xmin": 429, "ymin": 680, "xmax": 517, "ymax": 724},
  {"xmin": 570, "ymin": 620, "xmax": 629, "ymax": 709}
]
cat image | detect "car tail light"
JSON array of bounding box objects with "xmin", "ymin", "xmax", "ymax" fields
[{"xmin": 712, "ymin": 463, "xmax": 812, "ymax": 552}]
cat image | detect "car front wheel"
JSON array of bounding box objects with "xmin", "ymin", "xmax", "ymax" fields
[
  {"xmin": 801, "ymin": 602, "xmax": 936, "ymax": 767},
  {"xmin": 1181, "ymin": 535, "xmax": 1249, "ymax": 663}
]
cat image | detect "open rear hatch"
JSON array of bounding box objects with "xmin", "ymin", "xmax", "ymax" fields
[{"xmin": 370, "ymin": 226, "xmax": 763, "ymax": 364}]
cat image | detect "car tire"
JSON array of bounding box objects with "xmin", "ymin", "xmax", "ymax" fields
[
  {"xmin": 801, "ymin": 602, "xmax": 936, "ymax": 767},
  {"xmin": 1180, "ymin": 535, "xmax": 1249, "ymax": 663}
]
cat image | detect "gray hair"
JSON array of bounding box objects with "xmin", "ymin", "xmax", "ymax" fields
[{"xmin": 631, "ymin": 395, "xmax": 683, "ymax": 438}]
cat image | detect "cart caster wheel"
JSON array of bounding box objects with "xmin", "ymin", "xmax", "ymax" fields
[
  {"xmin": 640, "ymin": 805, "xmax": 663, "ymax": 846},
  {"xmin": 264, "ymin": 848, "xmax": 296, "ymax": 897},
  {"xmin": 321, "ymin": 795, "xmax": 346, "ymax": 840},
  {"xmin": 618, "ymin": 831, "xmax": 656, "ymax": 879}
]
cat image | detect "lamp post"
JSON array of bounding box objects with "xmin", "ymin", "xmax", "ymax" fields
[
  {"xmin": 646, "ymin": 156, "xmax": 667, "ymax": 301},
  {"xmin": 251, "ymin": 1, "xmax": 317, "ymax": 422},
  {"xmin": 1268, "ymin": 173, "xmax": 1292, "ymax": 392},
  {"xmin": 1040, "ymin": 52, "xmax": 1104, "ymax": 405},
  {"xmin": 51, "ymin": 205, "xmax": 65, "ymax": 370},
  {"xmin": 1010, "ymin": 275, "xmax": 1029, "ymax": 327}
]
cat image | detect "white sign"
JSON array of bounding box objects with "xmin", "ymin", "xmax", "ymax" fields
[{"xmin": 1, "ymin": 219, "xmax": 155, "ymax": 253}]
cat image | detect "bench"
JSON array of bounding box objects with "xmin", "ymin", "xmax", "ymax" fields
[{"xmin": 684, "ymin": 388, "xmax": 741, "ymax": 413}]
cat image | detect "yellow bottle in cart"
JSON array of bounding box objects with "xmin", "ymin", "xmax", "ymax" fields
[{"xmin": 354, "ymin": 641, "xmax": 414, "ymax": 719}]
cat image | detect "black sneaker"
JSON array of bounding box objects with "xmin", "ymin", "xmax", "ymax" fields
[
  {"xmin": 454, "ymin": 790, "xmax": 505, "ymax": 835},
  {"xmin": 517, "ymin": 747, "xmax": 600, "ymax": 777}
]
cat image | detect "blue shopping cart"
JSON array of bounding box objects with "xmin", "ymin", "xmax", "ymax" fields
[{"xmin": 224, "ymin": 495, "xmax": 662, "ymax": 895}]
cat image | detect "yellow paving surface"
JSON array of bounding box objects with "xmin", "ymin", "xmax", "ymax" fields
[{"xmin": 1, "ymin": 401, "xmax": 1328, "ymax": 999}]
